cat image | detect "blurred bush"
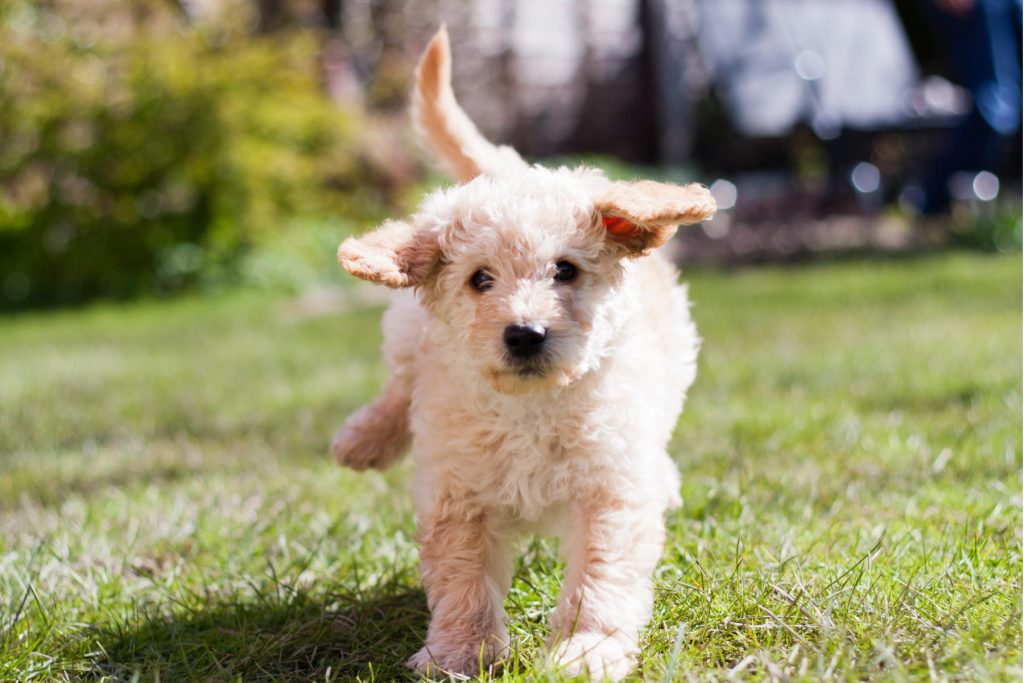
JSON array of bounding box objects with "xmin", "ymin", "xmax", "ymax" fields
[
  {"xmin": 948, "ymin": 202, "xmax": 1024, "ymax": 252},
  {"xmin": 0, "ymin": 5, "xmax": 392, "ymax": 310}
]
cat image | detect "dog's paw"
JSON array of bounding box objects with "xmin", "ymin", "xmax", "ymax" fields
[
  {"xmin": 331, "ymin": 394, "xmax": 411, "ymax": 471},
  {"xmin": 406, "ymin": 640, "xmax": 506, "ymax": 678},
  {"xmin": 549, "ymin": 632, "xmax": 636, "ymax": 681},
  {"xmin": 406, "ymin": 647, "xmax": 439, "ymax": 675},
  {"xmin": 330, "ymin": 425, "xmax": 374, "ymax": 470}
]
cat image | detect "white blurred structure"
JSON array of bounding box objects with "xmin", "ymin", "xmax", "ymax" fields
[
  {"xmin": 696, "ymin": 0, "xmax": 920, "ymax": 138},
  {"xmin": 419, "ymin": 0, "xmax": 941, "ymax": 163}
]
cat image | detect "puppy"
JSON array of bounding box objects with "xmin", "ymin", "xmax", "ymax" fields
[{"xmin": 332, "ymin": 26, "xmax": 714, "ymax": 681}]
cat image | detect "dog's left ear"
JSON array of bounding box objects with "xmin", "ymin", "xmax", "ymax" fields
[
  {"xmin": 596, "ymin": 180, "xmax": 716, "ymax": 255},
  {"xmin": 337, "ymin": 219, "xmax": 440, "ymax": 288}
]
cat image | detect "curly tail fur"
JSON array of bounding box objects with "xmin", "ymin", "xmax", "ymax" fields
[
  {"xmin": 413, "ymin": 24, "xmax": 527, "ymax": 182},
  {"xmin": 331, "ymin": 378, "xmax": 411, "ymax": 471}
]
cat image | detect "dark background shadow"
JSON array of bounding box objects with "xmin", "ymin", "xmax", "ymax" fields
[{"xmin": 97, "ymin": 583, "xmax": 428, "ymax": 681}]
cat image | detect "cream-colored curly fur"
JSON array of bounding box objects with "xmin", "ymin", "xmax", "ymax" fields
[{"xmin": 331, "ymin": 26, "xmax": 715, "ymax": 681}]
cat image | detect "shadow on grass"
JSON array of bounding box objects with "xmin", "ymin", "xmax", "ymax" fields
[{"xmin": 98, "ymin": 583, "xmax": 428, "ymax": 681}]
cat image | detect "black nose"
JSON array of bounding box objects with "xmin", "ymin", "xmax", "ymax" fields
[{"xmin": 503, "ymin": 323, "xmax": 547, "ymax": 359}]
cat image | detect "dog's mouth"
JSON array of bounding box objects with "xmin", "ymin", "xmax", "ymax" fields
[
  {"xmin": 503, "ymin": 351, "xmax": 555, "ymax": 378},
  {"xmin": 509, "ymin": 361, "xmax": 549, "ymax": 378},
  {"xmin": 485, "ymin": 356, "xmax": 559, "ymax": 394},
  {"xmin": 486, "ymin": 348, "xmax": 587, "ymax": 395}
]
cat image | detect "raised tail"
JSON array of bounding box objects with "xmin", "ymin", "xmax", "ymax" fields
[
  {"xmin": 331, "ymin": 377, "xmax": 411, "ymax": 471},
  {"xmin": 413, "ymin": 25, "xmax": 527, "ymax": 182}
]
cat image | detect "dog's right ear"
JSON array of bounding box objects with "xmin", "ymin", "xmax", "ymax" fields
[{"xmin": 337, "ymin": 220, "xmax": 440, "ymax": 288}]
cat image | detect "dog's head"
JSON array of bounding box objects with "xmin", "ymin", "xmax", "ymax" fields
[
  {"xmin": 339, "ymin": 169, "xmax": 714, "ymax": 394},
  {"xmin": 337, "ymin": 27, "xmax": 715, "ymax": 395}
]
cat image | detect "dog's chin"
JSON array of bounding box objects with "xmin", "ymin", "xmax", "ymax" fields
[{"xmin": 485, "ymin": 364, "xmax": 578, "ymax": 396}]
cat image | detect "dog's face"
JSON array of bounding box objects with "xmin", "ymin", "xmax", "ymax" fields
[
  {"xmin": 424, "ymin": 169, "xmax": 625, "ymax": 394},
  {"xmin": 338, "ymin": 166, "xmax": 714, "ymax": 394}
]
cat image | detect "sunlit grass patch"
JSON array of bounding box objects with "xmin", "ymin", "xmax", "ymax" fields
[{"xmin": 1, "ymin": 252, "xmax": 1020, "ymax": 681}]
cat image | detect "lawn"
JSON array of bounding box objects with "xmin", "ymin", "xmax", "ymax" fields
[{"xmin": 1, "ymin": 252, "xmax": 1020, "ymax": 682}]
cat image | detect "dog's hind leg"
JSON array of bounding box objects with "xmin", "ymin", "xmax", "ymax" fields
[
  {"xmin": 332, "ymin": 291, "xmax": 422, "ymax": 470},
  {"xmin": 331, "ymin": 368, "xmax": 411, "ymax": 471},
  {"xmin": 331, "ymin": 376, "xmax": 411, "ymax": 471}
]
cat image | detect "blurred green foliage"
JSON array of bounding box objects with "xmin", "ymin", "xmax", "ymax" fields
[
  {"xmin": 948, "ymin": 202, "xmax": 1024, "ymax": 252},
  {"xmin": 0, "ymin": 4, "xmax": 387, "ymax": 310}
]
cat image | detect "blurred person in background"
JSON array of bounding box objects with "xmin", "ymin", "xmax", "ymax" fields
[{"xmin": 916, "ymin": 0, "xmax": 1022, "ymax": 215}]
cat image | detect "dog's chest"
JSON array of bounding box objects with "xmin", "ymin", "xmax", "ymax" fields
[{"xmin": 441, "ymin": 396, "xmax": 602, "ymax": 518}]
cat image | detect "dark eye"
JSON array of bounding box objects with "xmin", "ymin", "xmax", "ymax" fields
[
  {"xmin": 470, "ymin": 269, "xmax": 494, "ymax": 292},
  {"xmin": 554, "ymin": 261, "xmax": 577, "ymax": 283}
]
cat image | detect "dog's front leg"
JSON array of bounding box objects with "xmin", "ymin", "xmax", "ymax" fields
[
  {"xmin": 548, "ymin": 494, "xmax": 667, "ymax": 680},
  {"xmin": 407, "ymin": 498, "xmax": 513, "ymax": 677}
]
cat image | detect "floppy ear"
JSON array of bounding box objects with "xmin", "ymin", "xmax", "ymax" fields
[
  {"xmin": 596, "ymin": 180, "xmax": 716, "ymax": 255},
  {"xmin": 337, "ymin": 219, "xmax": 440, "ymax": 288}
]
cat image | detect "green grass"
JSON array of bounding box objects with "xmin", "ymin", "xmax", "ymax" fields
[{"xmin": 1, "ymin": 252, "xmax": 1020, "ymax": 681}]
